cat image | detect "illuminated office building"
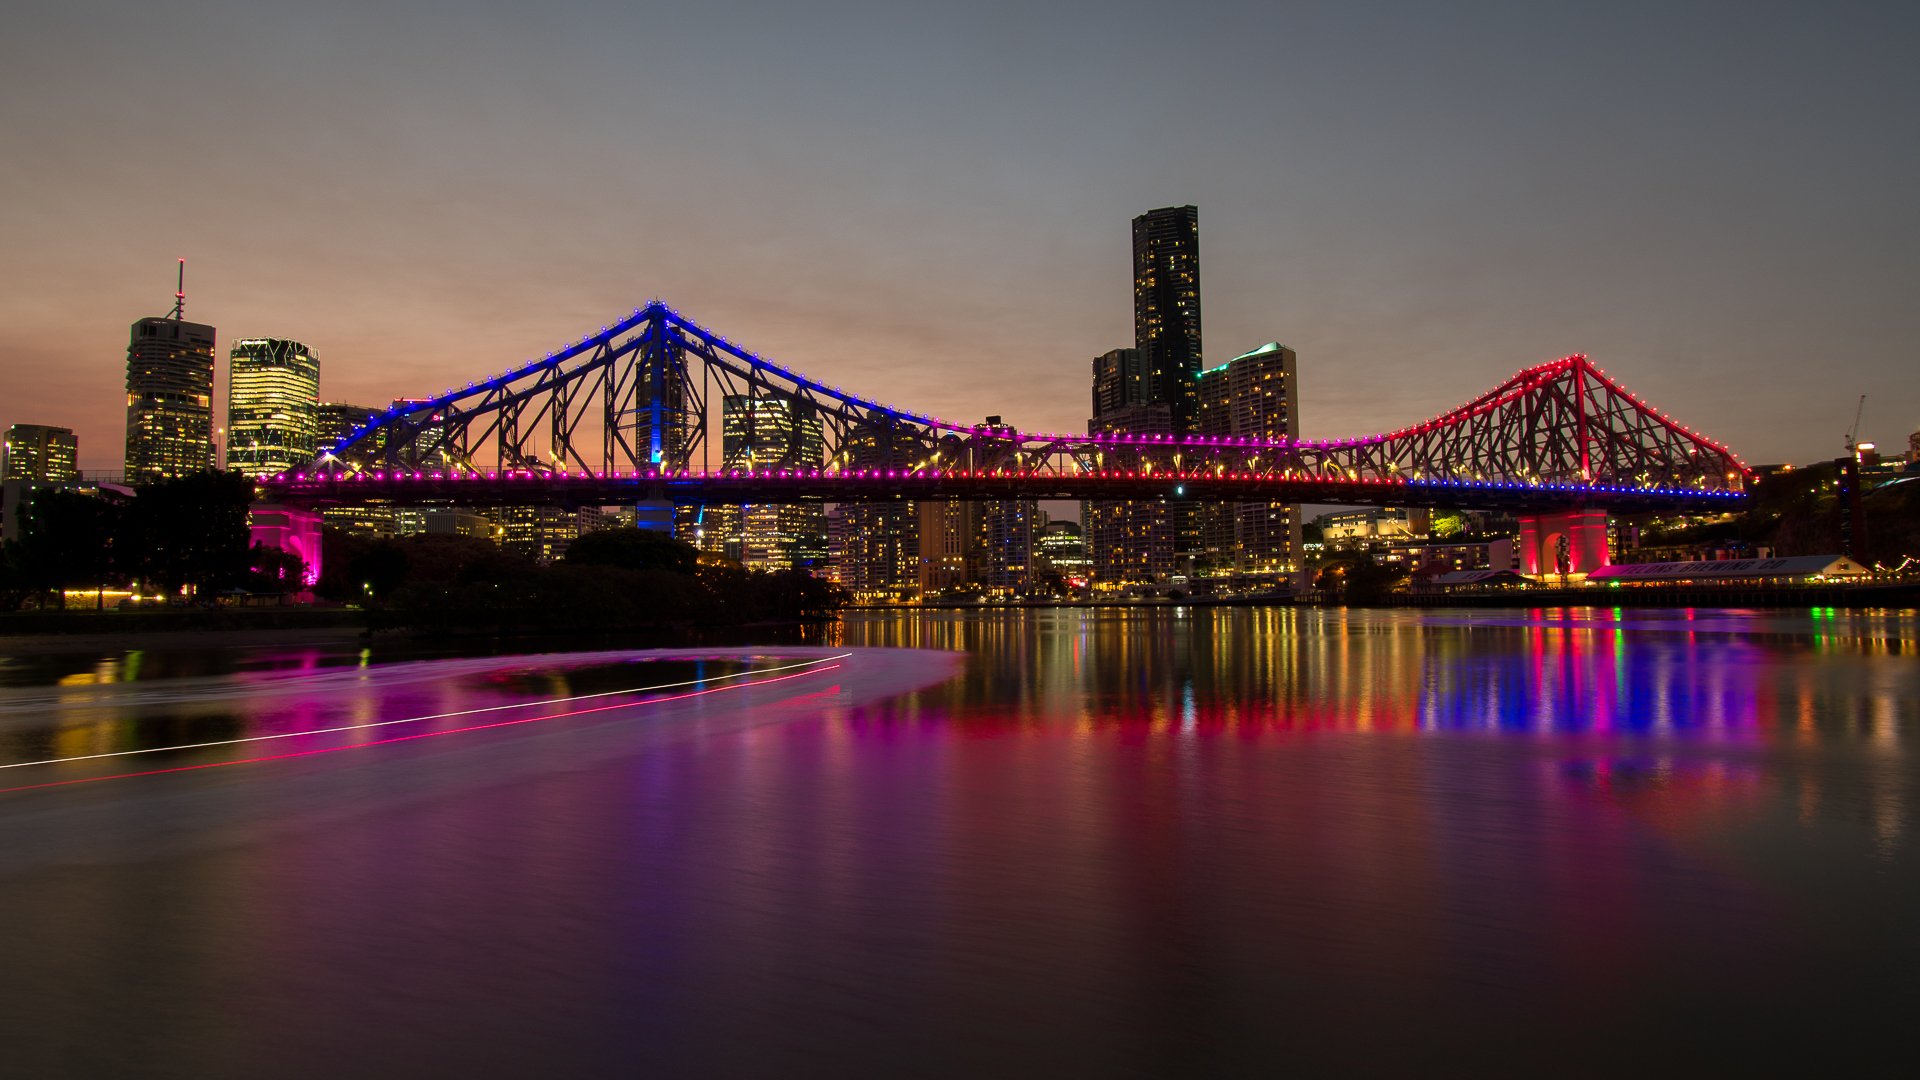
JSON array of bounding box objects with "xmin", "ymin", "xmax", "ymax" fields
[
  {"xmin": 226, "ymin": 338, "xmax": 320, "ymax": 476},
  {"xmin": 494, "ymin": 505, "xmax": 603, "ymax": 563},
  {"xmin": 1038, "ymin": 521, "xmax": 1088, "ymax": 581},
  {"xmin": 1195, "ymin": 342, "xmax": 1302, "ymax": 577},
  {"xmin": 715, "ymin": 396, "xmax": 827, "ymax": 572},
  {"xmin": 125, "ymin": 314, "xmax": 217, "ymax": 480},
  {"xmin": 3, "ymin": 425, "xmax": 79, "ymax": 483},
  {"xmin": 317, "ymin": 402, "xmax": 379, "ymax": 456}
]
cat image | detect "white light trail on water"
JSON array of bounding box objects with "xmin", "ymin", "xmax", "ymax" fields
[{"xmin": 0, "ymin": 653, "xmax": 852, "ymax": 772}]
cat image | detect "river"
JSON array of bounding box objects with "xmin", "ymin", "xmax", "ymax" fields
[{"xmin": 1, "ymin": 606, "xmax": 1916, "ymax": 1076}]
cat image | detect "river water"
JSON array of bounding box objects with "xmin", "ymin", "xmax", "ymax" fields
[{"xmin": 0, "ymin": 607, "xmax": 1916, "ymax": 1077}]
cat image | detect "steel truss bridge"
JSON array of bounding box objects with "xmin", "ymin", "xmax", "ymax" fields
[{"xmin": 262, "ymin": 301, "xmax": 1749, "ymax": 514}]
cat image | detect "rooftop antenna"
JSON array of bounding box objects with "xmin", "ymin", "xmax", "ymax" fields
[
  {"xmin": 1844, "ymin": 394, "xmax": 1866, "ymax": 453},
  {"xmin": 169, "ymin": 258, "xmax": 185, "ymax": 320}
]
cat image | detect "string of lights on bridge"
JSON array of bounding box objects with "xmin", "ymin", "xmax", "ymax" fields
[{"xmin": 311, "ymin": 299, "xmax": 1758, "ymax": 499}]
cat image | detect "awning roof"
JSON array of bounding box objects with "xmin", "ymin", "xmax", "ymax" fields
[
  {"xmin": 1587, "ymin": 555, "xmax": 1871, "ymax": 582},
  {"xmin": 1431, "ymin": 569, "xmax": 1529, "ymax": 585}
]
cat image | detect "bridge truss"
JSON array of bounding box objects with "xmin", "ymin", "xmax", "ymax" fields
[{"xmin": 277, "ymin": 302, "xmax": 1749, "ymax": 512}]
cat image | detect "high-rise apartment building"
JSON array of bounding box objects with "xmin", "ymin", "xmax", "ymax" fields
[
  {"xmin": 3, "ymin": 425, "xmax": 79, "ymax": 483},
  {"xmin": 980, "ymin": 499, "xmax": 1040, "ymax": 594},
  {"xmin": 125, "ymin": 313, "xmax": 217, "ymax": 481},
  {"xmin": 1195, "ymin": 342, "xmax": 1303, "ymax": 578},
  {"xmin": 1091, "ymin": 347, "xmax": 1147, "ymax": 418},
  {"xmin": 226, "ymin": 338, "xmax": 320, "ymax": 476},
  {"xmin": 1133, "ymin": 205, "xmax": 1202, "ymax": 435},
  {"xmin": 836, "ymin": 502, "xmax": 919, "ymax": 602},
  {"xmin": 918, "ymin": 501, "xmax": 978, "ymax": 597}
]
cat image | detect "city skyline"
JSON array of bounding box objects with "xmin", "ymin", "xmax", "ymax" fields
[{"xmin": 3, "ymin": 3, "xmax": 1916, "ymax": 474}]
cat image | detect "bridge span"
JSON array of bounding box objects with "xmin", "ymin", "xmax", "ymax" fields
[
  {"xmin": 256, "ymin": 301, "xmax": 1751, "ymax": 574},
  {"xmin": 261, "ymin": 301, "xmax": 1749, "ymax": 512}
]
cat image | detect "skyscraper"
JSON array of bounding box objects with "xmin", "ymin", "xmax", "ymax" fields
[
  {"xmin": 1133, "ymin": 205, "xmax": 1202, "ymax": 434},
  {"xmin": 3, "ymin": 425, "xmax": 79, "ymax": 483},
  {"xmin": 1083, "ymin": 206, "xmax": 1203, "ymax": 586},
  {"xmin": 226, "ymin": 338, "xmax": 320, "ymax": 477},
  {"xmin": 715, "ymin": 396, "xmax": 827, "ymax": 571},
  {"xmin": 125, "ymin": 268, "xmax": 216, "ymax": 480},
  {"xmin": 1196, "ymin": 342, "xmax": 1302, "ymax": 578}
]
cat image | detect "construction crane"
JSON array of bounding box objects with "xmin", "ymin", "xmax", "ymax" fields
[{"xmin": 1844, "ymin": 395, "xmax": 1867, "ymax": 454}]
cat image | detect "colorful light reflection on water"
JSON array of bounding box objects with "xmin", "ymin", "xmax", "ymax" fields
[{"xmin": 0, "ymin": 607, "xmax": 1915, "ymax": 1077}]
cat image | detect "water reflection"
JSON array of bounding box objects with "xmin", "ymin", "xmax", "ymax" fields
[
  {"xmin": 0, "ymin": 608, "xmax": 1916, "ymax": 1076},
  {"xmin": 834, "ymin": 606, "xmax": 1920, "ymax": 739}
]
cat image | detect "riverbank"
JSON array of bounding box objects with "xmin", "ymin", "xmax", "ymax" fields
[{"xmin": 0, "ymin": 607, "xmax": 366, "ymax": 639}]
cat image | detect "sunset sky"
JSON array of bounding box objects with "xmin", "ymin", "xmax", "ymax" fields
[{"xmin": 4, "ymin": 0, "xmax": 1916, "ymax": 473}]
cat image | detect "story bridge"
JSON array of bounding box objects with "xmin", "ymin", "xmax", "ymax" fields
[{"xmin": 258, "ymin": 301, "xmax": 1751, "ymax": 574}]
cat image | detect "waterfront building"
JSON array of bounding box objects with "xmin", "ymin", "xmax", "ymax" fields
[
  {"xmin": 125, "ymin": 313, "xmax": 217, "ymax": 481},
  {"xmin": 394, "ymin": 508, "xmax": 489, "ymax": 538},
  {"xmin": 226, "ymin": 338, "xmax": 320, "ymax": 477},
  {"xmin": 1037, "ymin": 520, "xmax": 1089, "ymax": 582},
  {"xmin": 1910, "ymin": 429, "xmax": 1920, "ymax": 463},
  {"xmin": 320, "ymin": 505, "xmax": 395, "ymax": 539},
  {"xmin": 1194, "ymin": 342, "xmax": 1303, "ymax": 578},
  {"xmin": 493, "ymin": 505, "xmax": 603, "ymax": 563},
  {"xmin": 1133, "ymin": 205, "xmax": 1203, "ymax": 435},
  {"xmin": 3, "ymin": 425, "xmax": 79, "ymax": 483},
  {"xmin": 1317, "ymin": 507, "xmax": 1431, "ymax": 543},
  {"xmin": 837, "ymin": 502, "xmax": 919, "ymax": 602},
  {"xmin": 980, "ymin": 500, "xmax": 1040, "ymax": 595},
  {"xmin": 918, "ymin": 501, "xmax": 978, "ymax": 597}
]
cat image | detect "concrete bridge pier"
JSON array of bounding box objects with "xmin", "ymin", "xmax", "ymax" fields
[{"xmin": 1517, "ymin": 509, "xmax": 1609, "ymax": 576}]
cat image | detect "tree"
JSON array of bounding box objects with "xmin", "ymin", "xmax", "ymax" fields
[
  {"xmin": 247, "ymin": 544, "xmax": 309, "ymax": 593},
  {"xmin": 1314, "ymin": 552, "xmax": 1408, "ymax": 602},
  {"xmin": 1, "ymin": 487, "xmax": 126, "ymax": 608},
  {"xmin": 126, "ymin": 471, "xmax": 255, "ymax": 595},
  {"xmin": 563, "ymin": 527, "xmax": 700, "ymax": 575}
]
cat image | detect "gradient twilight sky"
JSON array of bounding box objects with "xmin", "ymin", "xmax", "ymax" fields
[{"xmin": 3, "ymin": 0, "xmax": 1916, "ymax": 472}]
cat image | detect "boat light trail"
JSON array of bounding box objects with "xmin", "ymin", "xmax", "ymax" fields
[{"xmin": 0, "ymin": 654, "xmax": 851, "ymax": 791}]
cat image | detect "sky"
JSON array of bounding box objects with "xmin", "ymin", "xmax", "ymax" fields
[{"xmin": 4, "ymin": 0, "xmax": 1917, "ymax": 476}]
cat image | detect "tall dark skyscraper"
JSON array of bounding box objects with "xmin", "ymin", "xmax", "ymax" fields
[
  {"xmin": 124, "ymin": 265, "xmax": 216, "ymax": 480},
  {"xmin": 1084, "ymin": 205, "xmax": 1203, "ymax": 586},
  {"xmin": 1132, "ymin": 205, "xmax": 1202, "ymax": 434}
]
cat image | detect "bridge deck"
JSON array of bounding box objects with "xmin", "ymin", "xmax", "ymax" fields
[{"xmin": 262, "ymin": 471, "xmax": 1745, "ymax": 513}]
